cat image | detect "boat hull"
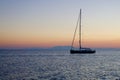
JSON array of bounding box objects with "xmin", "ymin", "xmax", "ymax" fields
[{"xmin": 70, "ymin": 49, "xmax": 95, "ymax": 54}]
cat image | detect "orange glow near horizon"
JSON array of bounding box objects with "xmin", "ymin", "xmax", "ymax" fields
[
  {"xmin": 1, "ymin": 36, "xmax": 120, "ymax": 48},
  {"xmin": 82, "ymin": 39, "xmax": 120, "ymax": 48}
]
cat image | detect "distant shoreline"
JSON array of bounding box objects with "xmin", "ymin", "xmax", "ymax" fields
[{"xmin": 0, "ymin": 46, "xmax": 120, "ymax": 51}]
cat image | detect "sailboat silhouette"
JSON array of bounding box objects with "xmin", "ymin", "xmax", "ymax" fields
[{"xmin": 70, "ymin": 9, "xmax": 96, "ymax": 54}]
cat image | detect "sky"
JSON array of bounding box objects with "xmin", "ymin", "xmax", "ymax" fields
[{"xmin": 0, "ymin": 0, "xmax": 120, "ymax": 48}]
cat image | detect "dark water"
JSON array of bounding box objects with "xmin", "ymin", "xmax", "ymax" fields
[{"xmin": 0, "ymin": 49, "xmax": 120, "ymax": 80}]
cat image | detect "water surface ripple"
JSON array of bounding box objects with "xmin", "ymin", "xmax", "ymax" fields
[{"xmin": 0, "ymin": 49, "xmax": 120, "ymax": 80}]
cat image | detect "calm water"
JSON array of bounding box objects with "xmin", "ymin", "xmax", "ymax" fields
[{"xmin": 0, "ymin": 49, "xmax": 120, "ymax": 80}]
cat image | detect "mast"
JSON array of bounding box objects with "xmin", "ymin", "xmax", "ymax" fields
[
  {"xmin": 71, "ymin": 9, "xmax": 82, "ymax": 50},
  {"xmin": 79, "ymin": 9, "xmax": 82, "ymax": 49}
]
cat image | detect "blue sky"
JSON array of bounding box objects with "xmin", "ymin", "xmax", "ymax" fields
[{"xmin": 0, "ymin": 0, "xmax": 120, "ymax": 48}]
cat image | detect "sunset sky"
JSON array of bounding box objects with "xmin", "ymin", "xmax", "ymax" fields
[{"xmin": 0, "ymin": 0, "xmax": 120, "ymax": 48}]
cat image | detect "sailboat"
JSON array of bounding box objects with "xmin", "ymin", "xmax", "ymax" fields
[{"xmin": 70, "ymin": 9, "xmax": 96, "ymax": 54}]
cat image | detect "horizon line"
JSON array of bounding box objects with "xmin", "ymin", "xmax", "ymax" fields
[{"xmin": 0, "ymin": 46, "xmax": 120, "ymax": 49}]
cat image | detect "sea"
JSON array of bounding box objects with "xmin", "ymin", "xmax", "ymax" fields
[{"xmin": 0, "ymin": 48, "xmax": 120, "ymax": 80}]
